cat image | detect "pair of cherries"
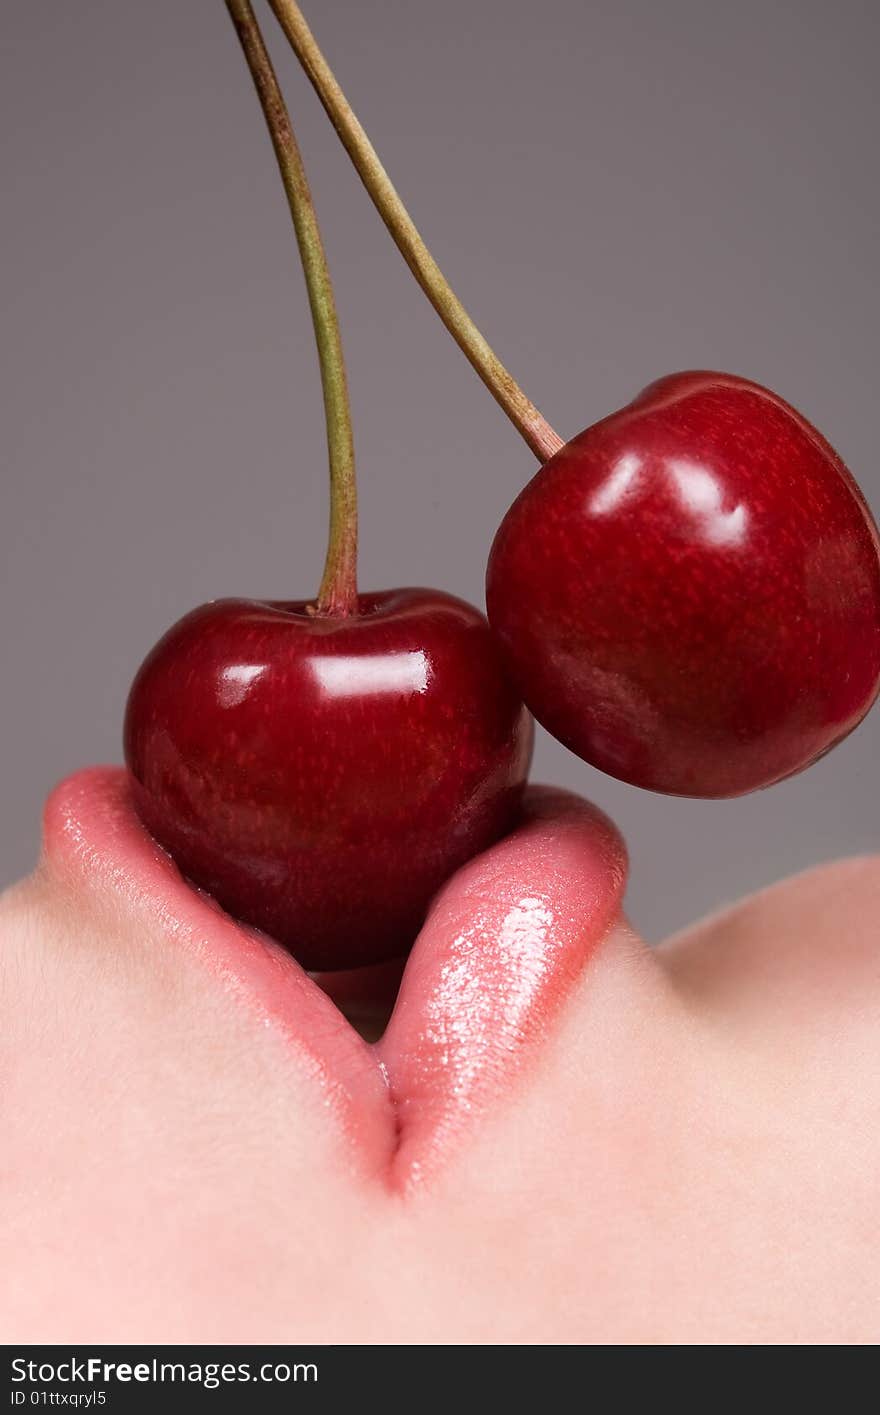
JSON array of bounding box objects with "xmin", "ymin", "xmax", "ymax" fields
[{"xmin": 126, "ymin": 370, "xmax": 880, "ymax": 970}]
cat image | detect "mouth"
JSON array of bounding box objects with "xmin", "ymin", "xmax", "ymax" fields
[{"xmin": 41, "ymin": 767, "xmax": 627, "ymax": 1191}]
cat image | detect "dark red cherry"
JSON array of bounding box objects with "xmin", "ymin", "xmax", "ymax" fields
[
  {"xmin": 486, "ymin": 371, "xmax": 880, "ymax": 797},
  {"xmin": 124, "ymin": 589, "xmax": 532, "ymax": 969}
]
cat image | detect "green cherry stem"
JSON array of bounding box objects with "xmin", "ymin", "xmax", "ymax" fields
[
  {"xmin": 267, "ymin": 0, "xmax": 565, "ymax": 465},
  {"xmin": 226, "ymin": 0, "xmax": 357, "ymax": 615}
]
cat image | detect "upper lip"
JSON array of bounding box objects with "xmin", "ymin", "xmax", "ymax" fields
[{"xmin": 41, "ymin": 767, "xmax": 628, "ymax": 1192}]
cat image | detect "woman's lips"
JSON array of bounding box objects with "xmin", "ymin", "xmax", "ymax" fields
[
  {"xmin": 41, "ymin": 767, "xmax": 627, "ymax": 1190},
  {"xmin": 379, "ymin": 788, "xmax": 628, "ymax": 1186}
]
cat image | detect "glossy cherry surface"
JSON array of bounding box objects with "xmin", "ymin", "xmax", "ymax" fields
[
  {"xmin": 124, "ymin": 589, "xmax": 533, "ymax": 969},
  {"xmin": 486, "ymin": 371, "xmax": 880, "ymax": 797}
]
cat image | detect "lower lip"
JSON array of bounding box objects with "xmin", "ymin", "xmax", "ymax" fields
[
  {"xmin": 41, "ymin": 767, "xmax": 627, "ymax": 1188},
  {"xmin": 378, "ymin": 785, "xmax": 628, "ymax": 1186}
]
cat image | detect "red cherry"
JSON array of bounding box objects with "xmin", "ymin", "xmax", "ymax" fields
[
  {"xmin": 124, "ymin": 589, "xmax": 532, "ymax": 970},
  {"xmin": 486, "ymin": 371, "xmax": 880, "ymax": 798}
]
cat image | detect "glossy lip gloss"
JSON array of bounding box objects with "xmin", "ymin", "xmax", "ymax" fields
[
  {"xmin": 378, "ymin": 787, "xmax": 628, "ymax": 1188},
  {"xmin": 40, "ymin": 769, "xmax": 627, "ymax": 1191}
]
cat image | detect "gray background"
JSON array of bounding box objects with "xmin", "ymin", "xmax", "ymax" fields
[{"xmin": 2, "ymin": 0, "xmax": 878, "ymax": 940}]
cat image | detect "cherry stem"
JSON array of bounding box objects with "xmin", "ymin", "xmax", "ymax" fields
[
  {"xmin": 227, "ymin": 0, "xmax": 357, "ymax": 615},
  {"xmin": 267, "ymin": 0, "xmax": 565, "ymax": 465}
]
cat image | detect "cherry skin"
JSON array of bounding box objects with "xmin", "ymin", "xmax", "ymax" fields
[
  {"xmin": 124, "ymin": 589, "xmax": 533, "ymax": 970},
  {"xmin": 486, "ymin": 371, "xmax": 880, "ymax": 798}
]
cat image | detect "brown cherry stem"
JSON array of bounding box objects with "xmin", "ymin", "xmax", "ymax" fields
[
  {"xmin": 267, "ymin": 0, "xmax": 565, "ymax": 464},
  {"xmin": 226, "ymin": 0, "xmax": 357, "ymax": 614}
]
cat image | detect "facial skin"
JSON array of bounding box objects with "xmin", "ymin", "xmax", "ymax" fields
[{"xmin": 1, "ymin": 770, "xmax": 878, "ymax": 1344}]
